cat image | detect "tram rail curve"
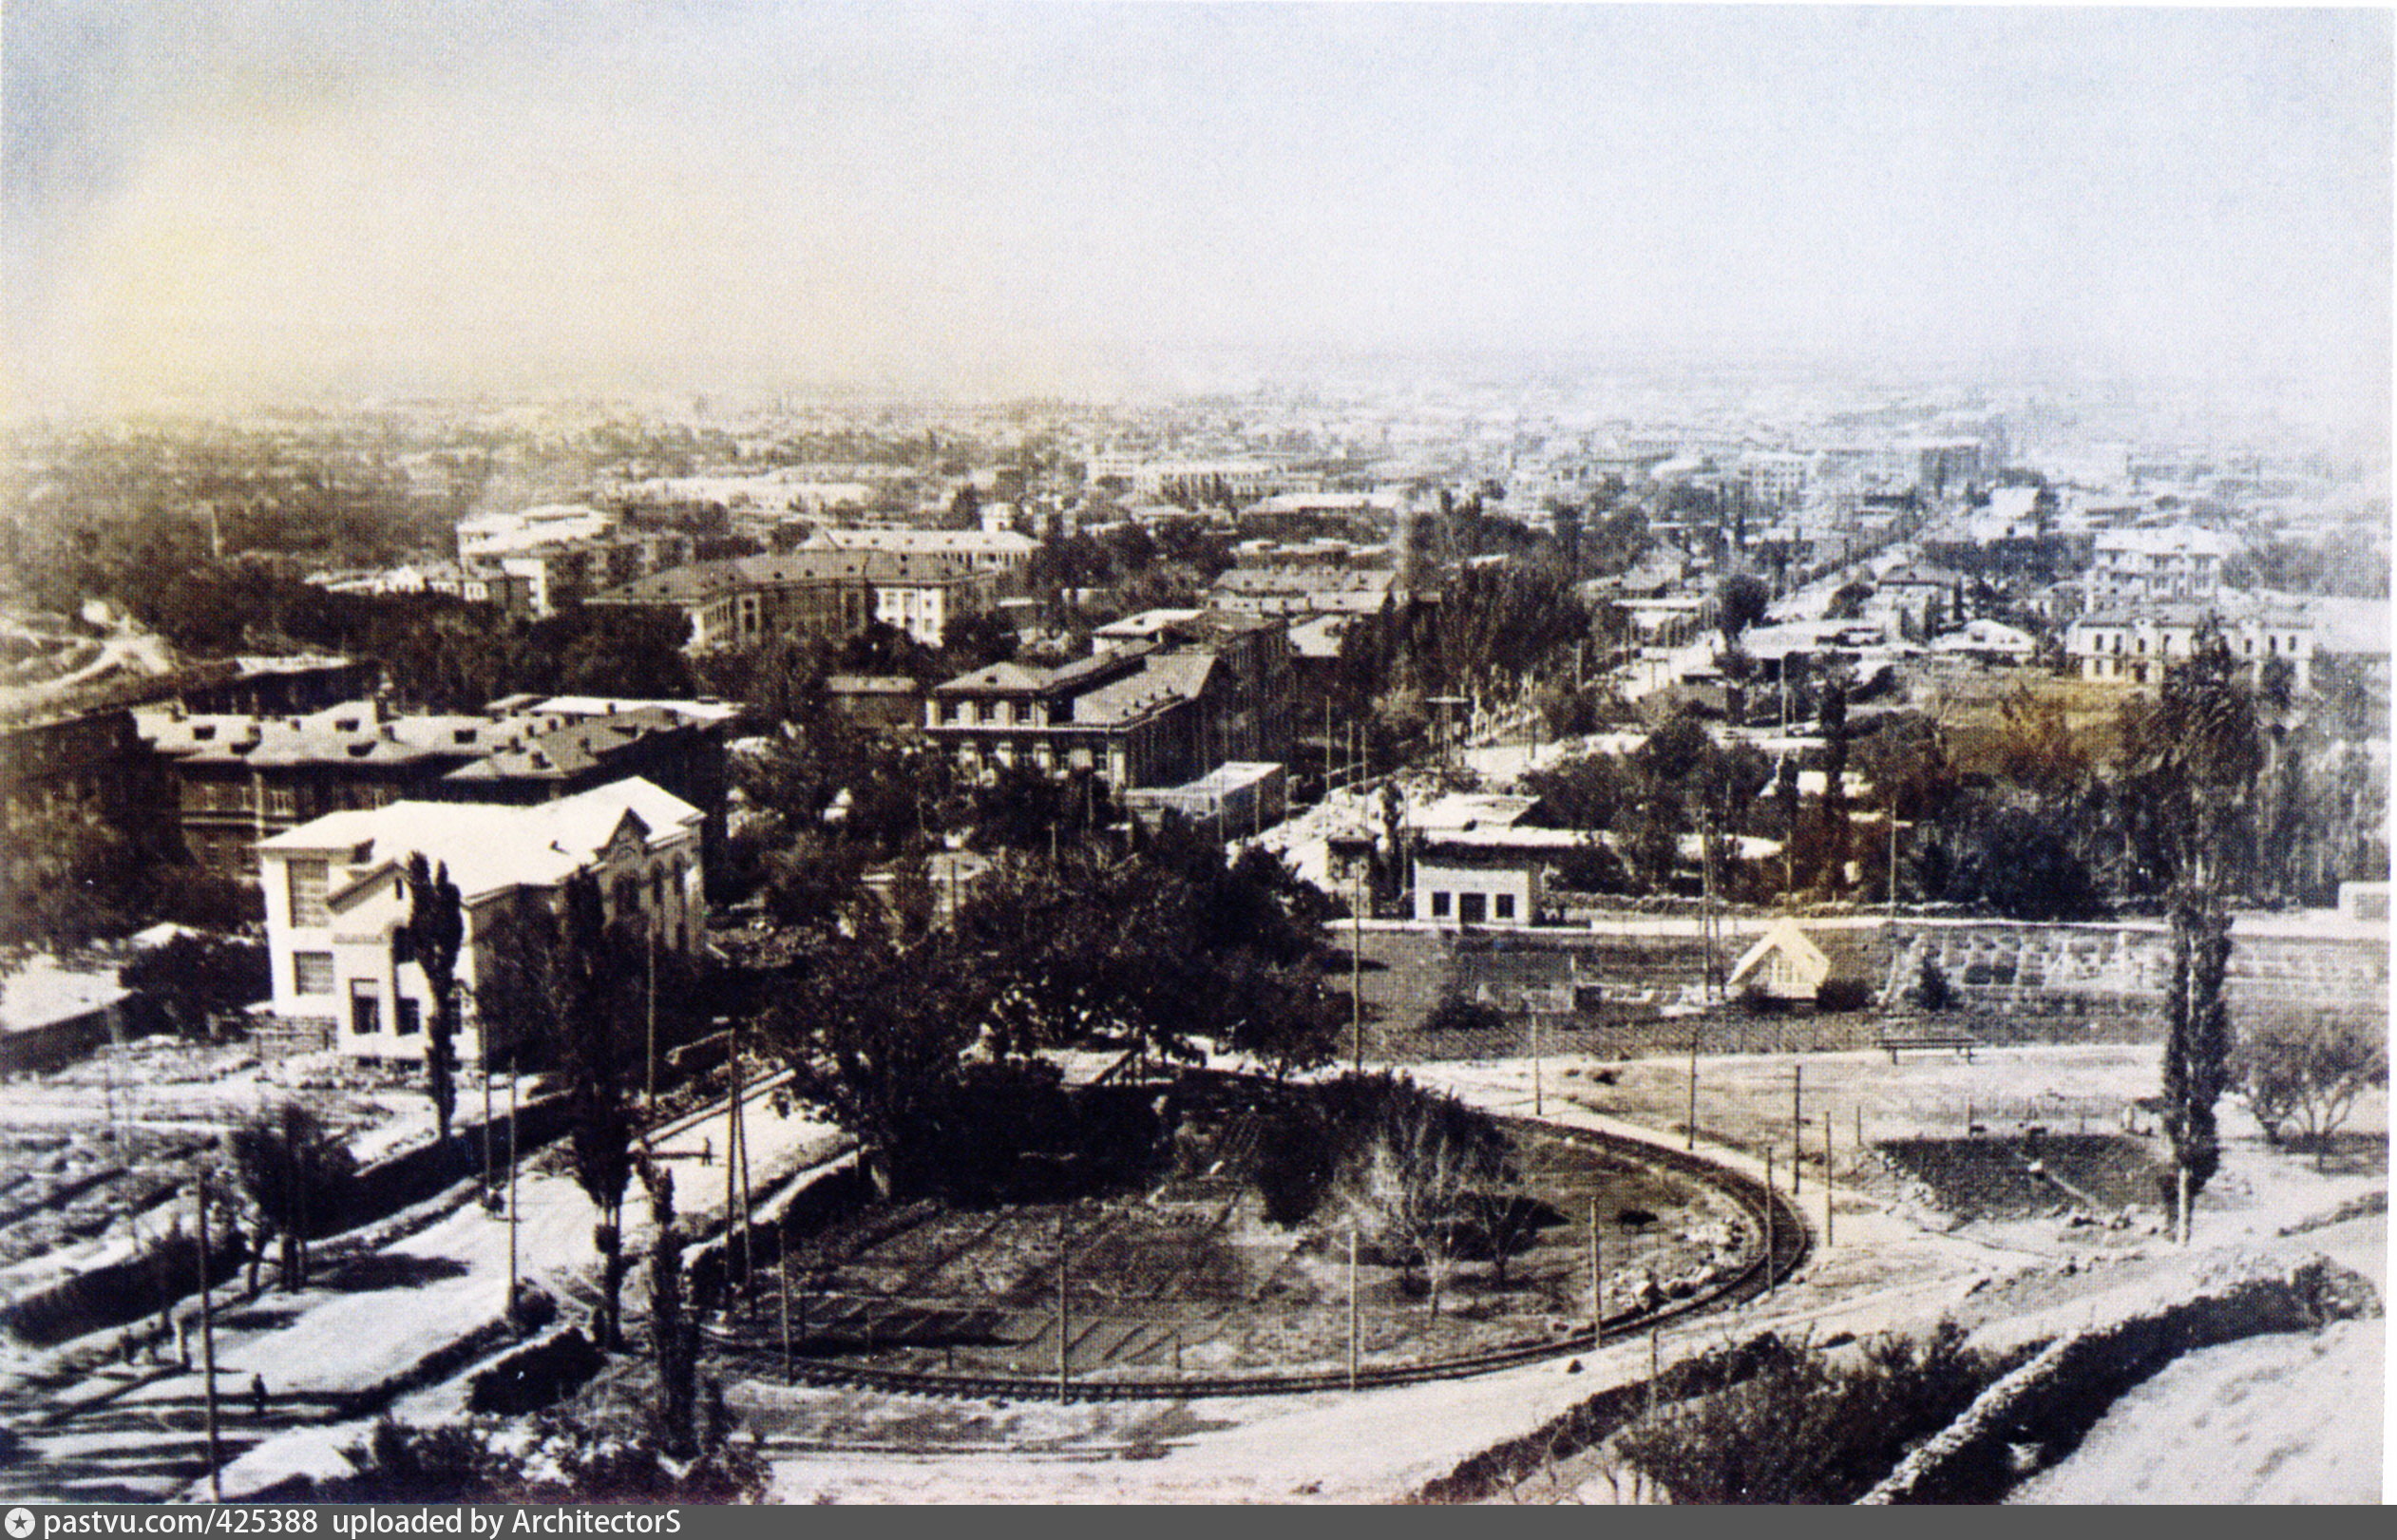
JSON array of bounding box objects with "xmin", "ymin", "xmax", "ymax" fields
[{"xmin": 702, "ymin": 1119, "xmax": 1810, "ymax": 1401}]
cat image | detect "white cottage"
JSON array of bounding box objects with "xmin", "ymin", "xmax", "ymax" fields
[
  {"xmin": 256, "ymin": 777, "xmax": 703, "ymax": 1063},
  {"xmin": 1725, "ymin": 916, "xmax": 1877, "ymax": 1005}
]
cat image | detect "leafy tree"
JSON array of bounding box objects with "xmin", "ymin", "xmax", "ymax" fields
[
  {"xmin": 2235, "ymin": 1017, "xmax": 2387, "ymax": 1167},
  {"xmin": 1716, "ymin": 574, "xmax": 1772, "ymax": 645},
  {"xmin": 477, "ymin": 875, "xmax": 643, "ymax": 1348},
  {"xmin": 227, "ymin": 1103, "xmax": 357, "ymax": 1292},
  {"xmin": 766, "ymin": 925, "xmax": 989, "ymax": 1199},
  {"xmin": 0, "ymin": 798, "xmax": 146, "ymax": 954},
  {"xmin": 632, "ymin": 1155, "xmax": 708, "ymax": 1459},
  {"xmin": 1335, "ymin": 1075, "xmax": 1508, "ymax": 1318},
  {"xmin": 403, "ymin": 854, "xmax": 466, "ymax": 1151},
  {"xmin": 120, "ymin": 933, "xmax": 269, "ymax": 1038}
]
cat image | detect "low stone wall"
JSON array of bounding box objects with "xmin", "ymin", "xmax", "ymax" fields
[
  {"xmin": 466, "ymin": 1324, "xmax": 605, "ymax": 1416},
  {"xmin": 1858, "ymin": 1256, "xmax": 2382, "ymax": 1505}
]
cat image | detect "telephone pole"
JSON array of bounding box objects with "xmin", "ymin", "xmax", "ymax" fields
[
  {"xmin": 196, "ymin": 1170, "xmax": 221, "ymax": 1503},
  {"xmin": 1351, "ymin": 867, "xmax": 1365, "ymax": 1073}
]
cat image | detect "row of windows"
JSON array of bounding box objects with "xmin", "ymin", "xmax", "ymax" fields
[
  {"xmin": 1426, "ymin": 890, "xmax": 1518, "ymax": 922},
  {"xmin": 939, "ymin": 697, "xmax": 1044, "ymax": 726},
  {"xmin": 2080, "ymin": 630, "xmax": 2306, "ymax": 657}
]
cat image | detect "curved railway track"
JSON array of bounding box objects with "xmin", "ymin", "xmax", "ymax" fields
[{"xmin": 703, "ymin": 1120, "xmax": 1810, "ymax": 1401}]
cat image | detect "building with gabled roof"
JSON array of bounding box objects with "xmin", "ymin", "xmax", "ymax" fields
[
  {"xmin": 1725, "ymin": 916, "xmax": 1877, "ymax": 1003},
  {"xmin": 255, "ymin": 777, "xmax": 702, "ymax": 1062}
]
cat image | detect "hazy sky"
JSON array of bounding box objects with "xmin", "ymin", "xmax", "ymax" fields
[{"xmin": 5, "ymin": 3, "xmax": 2388, "ymax": 418}]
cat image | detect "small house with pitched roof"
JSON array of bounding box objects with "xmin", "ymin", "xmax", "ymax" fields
[{"xmin": 1725, "ymin": 917, "xmax": 1879, "ymax": 1005}]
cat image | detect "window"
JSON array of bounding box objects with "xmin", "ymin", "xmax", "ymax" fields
[
  {"xmin": 288, "ymin": 859, "xmax": 331, "ymax": 925},
  {"xmin": 350, "ymin": 980, "xmax": 382, "ymax": 1036},
  {"xmin": 1494, "ymin": 892, "xmax": 1516, "ymax": 921},
  {"xmin": 293, "ymin": 951, "xmax": 335, "ymax": 996},
  {"xmin": 392, "ymin": 927, "xmax": 414, "ymax": 967},
  {"xmin": 395, "ymin": 998, "xmax": 421, "ymax": 1036},
  {"xmin": 1459, "ymin": 892, "xmax": 1488, "ymax": 925},
  {"xmin": 1431, "ymin": 890, "xmax": 1452, "ymax": 919},
  {"xmin": 266, "ymin": 786, "xmax": 296, "ymax": 817}
]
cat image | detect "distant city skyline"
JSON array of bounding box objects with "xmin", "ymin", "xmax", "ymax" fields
[{"xmin": 5, "ymin": 4, "xmax": 2388, "ymax": 442}]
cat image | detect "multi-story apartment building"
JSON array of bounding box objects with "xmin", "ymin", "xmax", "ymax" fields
[
  {"xmin": 810, "ymin": 526, "xmax": 1037, "ymax": 583},
  {"xmin": 924, "ymin": 618, "xmax": 1293, "ymax": 792},
  {"xmin": 256, "ymin": 777, "xmax": 703, "ymax": 1063},
  {"xmin": 1208, "ymin": 564, "xmax": 1398, "ymax": 618},
  {"xmin": 2086, "ymin": 526, "xmax": 2235, "ymax": 607},
  {"xmin": 136, "ymin": 695, "xmax": 740, "ymax": 880},
  {"xmin": 588, "ymin": 550, "xmax": 999, "ymax": 649}
]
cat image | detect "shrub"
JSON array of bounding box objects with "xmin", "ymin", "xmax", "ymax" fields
[
  {"xmin": 2235, "ymin": 1017, "xmax": 2387, "ymax": 1157},
  {"xmin": 1816, "ymin": 979, "xmax": 1875, "ymax": 1012},
  {"xmin": 1611, "ymin": 1321, "xmax": 2006, "ymax": 1504},
  {"xmin": 1913, "ymin": 957, "xmax": 1958, "ymax": 1013},
  {"xmin": 322, "ymin": 1413, "xmax": 769, "ymax": 1503},
  {"xmin": 1423, "ymin": 995, "xmax": 1509, "ymax": 1036}
]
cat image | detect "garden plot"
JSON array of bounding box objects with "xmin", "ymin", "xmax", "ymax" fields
[{"xmin": 726, "ymin": 1126, "xmax": 1751, "ymax": 1385}]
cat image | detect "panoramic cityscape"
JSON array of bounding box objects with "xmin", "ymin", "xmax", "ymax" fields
[{"xmin": 0, "ymin": 3, "xmax": 2387, "ymax": 1508}]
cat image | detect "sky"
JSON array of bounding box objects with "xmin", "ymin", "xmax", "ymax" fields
[{"xmin": 4, "ymin": 3, "xmax": 2389, "ymax": 423}]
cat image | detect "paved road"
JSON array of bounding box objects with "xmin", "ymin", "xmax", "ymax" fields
[{"xmin": 0, "ymin": 1077, "xmax": 842, "ymax": 1503}]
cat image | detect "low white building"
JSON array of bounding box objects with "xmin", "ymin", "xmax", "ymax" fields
[
  {"xmin": 1414, "ymin": 840, "xmax": 1549, "ymax": 928},
  {"xmin": 456, "ymin": 504, "xmax": 618, "ymax": 561},
  {"xmin": 1931, "ymin": 618, "xmax": 2039, "ymax": 661},
  {"xmin": 256, "ymin": 778, "xmax": 703, "ymax": 1063},
  {"xmin": 2064, "ymin": 604, "xmax": 2314, "ymax": 691}
]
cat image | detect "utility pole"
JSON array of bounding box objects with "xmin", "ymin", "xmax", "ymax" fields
[
  {"xmin": 778, "ymin": 1250, "xmax": 792, "ymax": 1384},
  {"xmin": 1531, "ymin": 1008, "xmax": 1543, "ymax": 1118},
  {"xmin": 196, "ymin": 1170, "xmax": 221, "ymax": 1503},
  {"xmin": 1588, "ymin": 1197, "xmax": 1603, "ymax": 1347},
  {"xmin": 482, "ymin": 1042, "xmax": 495, "ymax": 1197},
  {"xmin": 1888, "ymin": 795, "xmax": 1900, "ymax": 922},
  {"xmin": 506, "ymin": 1066, "xmax": 520, "ymax": 1328},
  {"xmin": 646, "ymin": 928, "xmax": 658, "ymax": 1121},
  {"xmin": 1056, "ymin": 1214, "xmax": 1072, "ymax": 1402},
  {"xmin": 726, "ymin": 1017, "xmax": 743, "ymax": 1290},
  {"xmin": 1347, "ymin": 1223, "xmax": 1360, "ymax": 1391},
  {"xmin": 1685, "ymin": 1020, "xmax": 1702, "ymax": 1152},
  {"xmin": 1824, "ymin": 1105, "xmax": 1836, "ymax": 1247},
  {"xmin": 1351, "ymin": 867, "xmax": 1365, "ymax": 1074},
  {"xmin": 1791, "ymin": 1063, "xmax": 1803, "ymax": 1197}
]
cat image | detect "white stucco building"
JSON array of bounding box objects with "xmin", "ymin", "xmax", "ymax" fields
[{"xmin": 256, "ymin": 778, "xmax": 703, "ymax": 1063}]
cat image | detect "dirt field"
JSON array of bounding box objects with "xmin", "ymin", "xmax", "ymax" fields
[{"xmin": 1922, "ymin": 671, "xmax": 2140, "ymax": 773}]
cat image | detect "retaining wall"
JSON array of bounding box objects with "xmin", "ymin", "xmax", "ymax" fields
[{"xmin": 1858, "ymin": 1256, "xmax": 2383, "ymax": 1505}]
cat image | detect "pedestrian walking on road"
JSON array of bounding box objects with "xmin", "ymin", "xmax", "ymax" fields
[{"xmin": 250, "ymin": 1373, "xmax": 269, "ymax": 1417}]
